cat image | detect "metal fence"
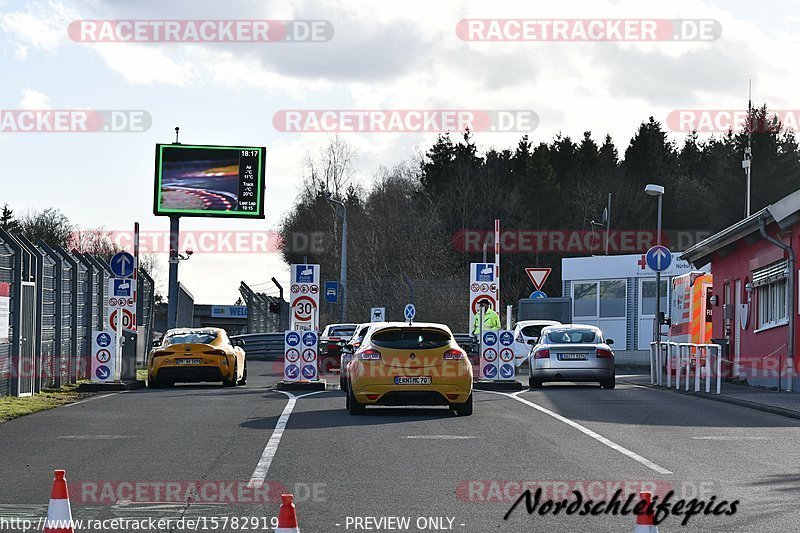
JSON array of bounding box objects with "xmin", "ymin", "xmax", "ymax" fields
[
  {"xmin": 0, "ymin": 229, "xmax": 157, "ymax": 397},
  {"xmin": 239, "ymin": 282, "xmax": 285, "ymax": 333}
]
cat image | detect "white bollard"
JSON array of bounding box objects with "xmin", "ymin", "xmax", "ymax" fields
[{"xmin": 694, "ymin": 346, "xmax": 701, "ymax": 392}]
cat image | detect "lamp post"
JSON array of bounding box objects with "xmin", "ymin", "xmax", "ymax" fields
[
  {"xmin": 326, "ymin": 194, "xmax": 348, "ymax": 322},
  {"xmin": 645, "ymin": 184, "xmax": 665, "ymax": 345}
]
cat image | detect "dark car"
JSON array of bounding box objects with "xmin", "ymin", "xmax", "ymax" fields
[{"xmin": 319, "ymin": 323, "xmax": 358, "ymax": 372}]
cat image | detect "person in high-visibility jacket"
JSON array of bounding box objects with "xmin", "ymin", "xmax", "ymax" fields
[{"xmin": 472, "ymin": 299, "xmax": 501, "ymax": 336}]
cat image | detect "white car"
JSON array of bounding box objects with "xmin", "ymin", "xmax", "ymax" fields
[{"xmin": 512, "ymin": 320, "xmax": 562, "ymax": 366}]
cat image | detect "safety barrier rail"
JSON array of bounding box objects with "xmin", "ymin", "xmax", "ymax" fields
[{"xmin": 650, "ymin": 341, "xmax": 722, "ymax": 395}]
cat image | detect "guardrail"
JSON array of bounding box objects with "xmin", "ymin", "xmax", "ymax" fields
[{"xmin": 650, "ymin": 341, "xmax": 722, "ymax": 394}]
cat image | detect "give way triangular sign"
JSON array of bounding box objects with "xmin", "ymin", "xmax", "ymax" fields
[{"xmin": 525, "ymin": 268, "xmax": 552, "ymax": 291}]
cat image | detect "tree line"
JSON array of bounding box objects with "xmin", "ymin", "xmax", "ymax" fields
[{"xmin": 279, "ymin": 109, "xmax": 800, "ymax": 322}]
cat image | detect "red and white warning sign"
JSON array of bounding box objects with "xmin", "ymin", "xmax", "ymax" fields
[
  {"xmin": 525, "ymin": 267, "xmax": 552, "ymax": 291},
  {"xmin": 469, "ymin": 262, "xmax": 497, "ymax": 331},
  {"xmin": 290, "ymin": 264, "xmax": 320, "ymax": 331},
  {"xmin": 106, "ymin": 278, "xmax": 136, "ymax": 333}
]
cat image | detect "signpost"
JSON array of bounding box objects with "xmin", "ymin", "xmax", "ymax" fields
[
  {"xmin": 290, "ymin": 264, "xmax": 320, "ymax": 331},
  {"xmin": 525, "ymin": 267, "xmax": 552, "ymax": 291},
  {"xmin": 91, "ymin": 331, "xmax": 116, "ymax": 383},
  {"xmin": 645, "ymin": 245, "xmax": 672, "ymax": 272},
  {"xmin": 284, "ymin": 330, "xmax": 301, "ymax": 382},
  {"xmin": 371, "ymin": 307, "xmax": 386, "ymax": 322},
  {"xmin": 300, "ymin": 331, "xmax": 319, "ymax": 381},
  {"xmin": 469, "ymin": 263, "xmax": 498, "ymax": 331},
  {"xmin": 324, "ymin": 281, "xmax": 339, "ymax": 303},
  {"xmin": 480, "ymin": 330, "xmax": 499, "ymax": 380},
  {"xmin": 404, "ymin": 304, "xmax": 416, "ymax": 322},
  {"xmin": 498, "ymin": 330, "xmax": 515, "ymax": 380}
]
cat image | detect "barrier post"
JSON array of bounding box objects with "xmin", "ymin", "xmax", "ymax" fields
[
  {"xmin": 704, "ymin": 345, "xmax": 711, "ymax": 393},
  {"xmin": 665, "ymin": 342, "xmax": 672, "ymax": 389},
  {"xmin": 649, "ymin": 342, "xmax": 656, "ymax": 385},
  {"xmin": 714, "ymin": 344, "xmax": 722, "ymax": 395},
  {"xmin": 656, "ymin": 342, "xmax": 663, "ymax": 387},
  {"xmin": 694, "ymin": 345, "xmax": 701, "ymax": 392}
]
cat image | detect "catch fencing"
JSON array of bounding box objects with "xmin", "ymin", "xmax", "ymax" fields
[{"xmin": 0, "ymin": 229, "xmax": 156, "ymax": 397}]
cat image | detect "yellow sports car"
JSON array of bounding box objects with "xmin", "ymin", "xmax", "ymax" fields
[
  {"xmin": 345, "ymin": 322, "xmax": 473, "ymax": 416},
  {"xmin": 147, "ymin": 327, "xmax": 246, "ymax": 388}
]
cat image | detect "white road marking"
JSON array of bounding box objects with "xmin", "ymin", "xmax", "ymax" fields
[
  {"xmin": 58, "ymin": 435, "xmax": 133, "ymax": 440},
  {"xmin": 59, "ymin": 392, "xmax": 122, "ymax": 407},
  {"xmin": 248, "ymin": 390, "xmax": 328, "ymax": 488},
  {"xmin": 405, "ymin": 435, "xmax": 476, "ymax": 439},
  {"xmin": 481, "ymin": 390, "xmax": 672, "ymax": 475},
  {"xmin": 691, "ymin": 436, "xmax": 770, "ymax": 441}
]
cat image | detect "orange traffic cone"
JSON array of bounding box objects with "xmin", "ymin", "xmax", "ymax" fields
[
  {"xmin": 635, "ymin": 491, "xmax": 658, "ymax": 532},
  {"xmin": 276, "ymin": 493, "xmax": 300, "ymax": 532},
  {"xmin": 44, "ymin": 470, "xmax": 74, "ymax": 533}
]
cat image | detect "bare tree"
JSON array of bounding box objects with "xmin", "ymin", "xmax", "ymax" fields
[{"xmin": 302, "ymin": 134, "xmax": 357, "ymax": 197}]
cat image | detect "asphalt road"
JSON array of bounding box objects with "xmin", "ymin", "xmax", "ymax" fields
[{"xmin": 0, "ymin": 361, "xmax": 798, "ymax": 532}]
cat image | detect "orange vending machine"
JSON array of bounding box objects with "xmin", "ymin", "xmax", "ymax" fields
[{"xmin": 669, "ymin": 271, "xmax": 713, "ymax": 344}]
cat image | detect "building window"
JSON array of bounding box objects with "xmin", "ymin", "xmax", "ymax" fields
[
  {"xmin": 640, "ymin": 279, "xmax": 669, "ymax": 316},
  {"xmin": 600, "ymin": 280, "xmax": 627, "ymax": 317},
  {"xmin": 756, "ymin": 278, "xmax": 788, "ymax": 329},
  {"xmin": 574, "ymin": 282, "xmax": 598, "ymax": 317}
]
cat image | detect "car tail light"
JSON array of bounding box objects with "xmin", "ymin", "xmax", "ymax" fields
[
  {"xmin": 203, "ymin": 349, "xmax": 227, "ymax": 356},
  {"xmin": 353, "ymin": 341, "xmax": 361, "ymax": 348},
  {"xmin": 515, "ymin": 333, "xmax": 524, "ymax": 343},
  {"xmin": 358, "ymin": 349, "xmax": 382, "ymax": 360},
  {"xmin": 444, "ymin": 349, "xmax": 465, "ymax": 360},
  {"xmin": 597, "ymin": 348, "xmax": 614, "ymax": 359},
  {"xmin": 153, "ymin": 350, "xmax": 174, "ymax": 357},
  {"xmin": 533, "ymin": 348, "xmax": 550, "ymax": 359}
]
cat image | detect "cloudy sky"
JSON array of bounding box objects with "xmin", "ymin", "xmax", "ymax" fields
[{"xmin": 1, "ymin": 0, "xmax": 797, "ymax": 303}]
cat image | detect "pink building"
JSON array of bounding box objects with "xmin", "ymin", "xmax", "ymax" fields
[{"xmin": 682, "ymin": 189, "xmax": 799, "ymax": 391}]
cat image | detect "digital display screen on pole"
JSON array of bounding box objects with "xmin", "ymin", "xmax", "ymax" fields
[{"xmin": 153, "ymin": 144, "xmax": 266, "ymax": 218}]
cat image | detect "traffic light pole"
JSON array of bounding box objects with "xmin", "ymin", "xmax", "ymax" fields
[{"xmin": 167, "ymin": 216, "xmax": 180, "ymax": 330}]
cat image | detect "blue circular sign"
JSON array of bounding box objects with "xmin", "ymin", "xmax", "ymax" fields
[
  {"xmin": 285, "ymin": 364, "xmax": 300, "ymax": 379},
  {"xmin": 97, "ymin": 333, "xmax": 112, "ymax": 347},
  {"xmin": 499, "ymin": 364, "xmax": 515, "ymax": 379},
  {"xmin": 499, "ymin": 331, "xmax": 514, "ymax": 346},
  {"xmin": 530, "ymin": 290, "xmax": 547, "ymax": 299},
  {"xmin": 404, "ymin": 304, "xmax": 416, "ymax": 320},
  {"xmin": 301, "ymin": 365, "xmax": 317, "ymax": 379},
  {"xmin": 483, "ymin": 364, "xmax": 498, "ymax": 379},
  {"xmin": 95, "ymin": 365, "xmax": 110, "ymax": 380},
  {"xmin": 110, "ymin": 251, "xmax": 135, "ymax": 278},
  {"xmin": 645, "ymin": 245, "xmax": 672, "ymax": 272},
  {"xmin": 302, "ymin": 332, "xmax": 317, "ymax": 346},
  {"xmin": 482, "ymin": 331, "xmax": 498, "ymax": 346},
  {"xmin": 286, "ymin": 332, "xmax": 301, "ymax": 347}
]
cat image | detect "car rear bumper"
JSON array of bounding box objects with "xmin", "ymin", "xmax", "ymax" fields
[
  {"xmin": 152, "ymin": 366, "xmax": 229, "ymax": 383},
  {"xmin": 531, "ymin": 367, "xmax": 614, "ymax": 382},
  {"xmin": 352, "ymin": 383, "xmax": 472, "ymax": 405}
]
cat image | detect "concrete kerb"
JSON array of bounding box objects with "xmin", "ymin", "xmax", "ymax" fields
[{"xmin": 622, "ymin": 379, "xmax": 800, "ymax": 422}]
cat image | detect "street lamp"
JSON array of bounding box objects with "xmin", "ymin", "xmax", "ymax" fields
[
  {"xmin": 645, "ymin": 184, "xmax": 665, "ymax": 345},
  {"xmin": 326, "ymin": 194, "xmax": 348, "ymax": 322}
]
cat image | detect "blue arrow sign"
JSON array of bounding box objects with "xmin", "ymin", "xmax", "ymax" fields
[
  {"xmin": 499, "ymin": 364, "xmax": 515, "ymax": 379},
  {"xmin": 95, "ymin": 365, "xmax": 110, "ymax": 380},
  {"xmin": 483, "ymin": 364, "xmax": 498, "ymax": 379},
  {"xmin": 645, "ymin": 245, "xmax": 672, "ymax": 272},
  {"xmin": 404, "ymin": 304, "xmax": 416, "ymax": 321},
  {"xmin": 285, "ymin": 365, "xmax": 300, "ymax": 379},
  {"xmin": 530, "ymin": 290, "xmax": 547, "ymax": 299},
  {"xmin": 301, "ymin": 365, "xmax": 317, "ymax": 380},
  {"xmin": 324, "ymin": 281, "xmax": 338, "ymax": 303},
  {"xmin": 110, "ymin": 252, "xmax": 134, "ymax": 278}
]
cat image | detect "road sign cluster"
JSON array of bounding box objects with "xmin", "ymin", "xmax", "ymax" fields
[
  {"xmin": 290, "ymin": 264, "xmax": 320, "ymax": 331},
  {"xmin": 284, "ymin": 330, "xmax": 319, "ymax": 382},
  {"xmin": 469, "ymin": 263, "xmax": 497, "ymax": 329},
  {"xmin": 480, "ymin": 329, "xmax": 515, "ymax": 381},
  {"xmin": 91, "ymin": 330, "xmax": 116, "ymax": 383}
]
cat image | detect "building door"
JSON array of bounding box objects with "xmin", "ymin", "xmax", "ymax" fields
[
  {"xmin": 733, "ymin": 280, "xmax": 742, "ymax": 377},
  {"xmin": 638, "ymin": 278, "xmax": 669, "ymax": 350},
  {"xmin": 17, "ymin": 282, "xmax": 36, "ymax": 397}
]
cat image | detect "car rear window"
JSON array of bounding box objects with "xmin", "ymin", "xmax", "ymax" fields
[
  {"xmin": 165, "ymin": 331, "xmax": 218, "ymax": 345},
  {"xmin": 330, "ymin": 326, "xmax": 356, "ymax": 338},
  {"xmin": 371, "ymin": 328, "xmax": 451, "ymax": 350},
  {"xmin": 546, "ymin": 329, "xmax": 598, "ymax": 344},
  {"xmin": 520, "ymin": 325, "xmax": 547, "ymax": 338}
]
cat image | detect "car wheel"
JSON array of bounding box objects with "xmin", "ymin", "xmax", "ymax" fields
[
  {"xmin": 223, "ymin": 362, "xmax": 238, "ymax": 387},
  {"xmin": 238, "ymin": 362, "xmax": 247, "ymax": 386},
  {"xmin": 529, "ymin": 377, "xmax": 543, "ymax": 389},
  {"xmin": 601, "ymin": 377, "xmax": 616, "ymax": 390},
  {"xmin": 347, "ymin": 386, "xmax": 366, "ymax": 415},
  {"xmin": 452, "ymin": 394, "xmax": 473, "ymax": 416}
]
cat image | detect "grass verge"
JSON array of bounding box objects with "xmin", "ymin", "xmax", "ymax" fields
[{"xmin": 0, "ymin": 383, "xmax": 93, "ymax": 423}]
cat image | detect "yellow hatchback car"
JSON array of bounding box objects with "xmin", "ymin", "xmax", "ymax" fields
[
  {"xmin": 345, "ymin": 322, "xmax": 473, "ymax": 416},
  {"xmin": 147, "ymin": 327, "xmax": 246, "ymax": 388}
]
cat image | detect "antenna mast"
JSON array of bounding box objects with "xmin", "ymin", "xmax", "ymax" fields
[{"xmin": 742, "ymin": 80, "xmax": 752, "ymax": 217}]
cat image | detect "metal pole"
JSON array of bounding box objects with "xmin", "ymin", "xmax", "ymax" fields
[
  {"xmin": 166, "ymin": 216, "xmax": 180, "ymax": 330},
  {"xmin": 605, "ymin": 192, "xmax": 611, "ymax": 255},
  {"xmin": 340, "ymin": 205, "xmax": 347, "ymax": 323},
  {"xmin": 271, "ymin": 277, "xmax": 285, "ymax": 331},
  {"xmin": 654, "ymin": 195, "xmax": 662, "ymax": 345}
]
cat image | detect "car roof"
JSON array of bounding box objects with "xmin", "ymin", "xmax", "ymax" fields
[
  {"xmin": 165, "ymin": 327, "xmax": 223, "ymax": 336},
  {"xmin": 515, "ymin": 320, "xmax": 561, "ymax": 328},
  {"xmin": 324, "ymin": 323, "xmax": 358, "ymax": 329},
  {"xmin": 368, "ymin": 322, "xmax": 453, "ymax": 333},
  {"xmin": 541, "ymin": 324, "xmax": 601, "ymax": 331}
]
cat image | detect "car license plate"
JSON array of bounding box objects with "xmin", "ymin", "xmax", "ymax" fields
[
  {"xmin": 176, "ymin": 358, "xmax": 201, "ymax": 365},
  {"xmin": 557, "ymin": 353, "xmax": 587, "ymax": 361},
  {"xmin": 395, "ymin": 376, "xmax": 432, "ymax": 385}
]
